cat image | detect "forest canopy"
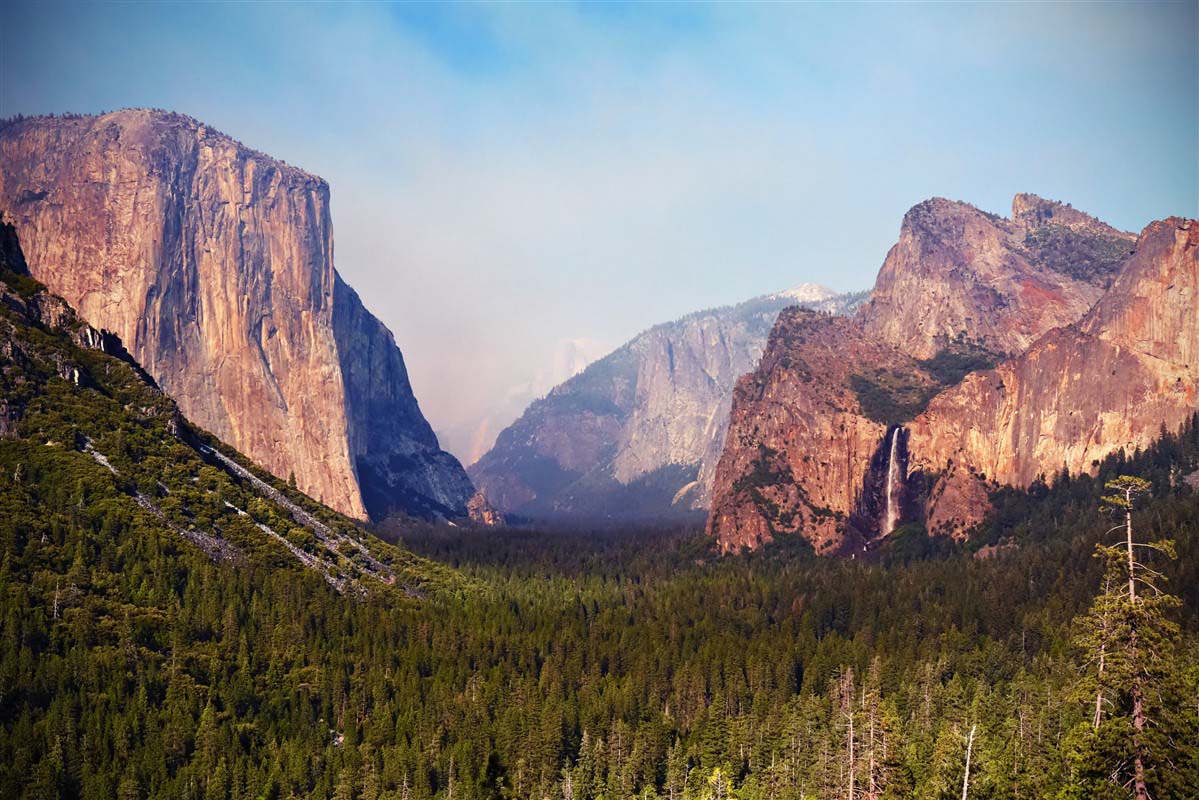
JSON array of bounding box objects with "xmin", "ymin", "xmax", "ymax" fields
[{"xmin": 1, "ymin": 418, "xmax": 1197, "ymax": 799}]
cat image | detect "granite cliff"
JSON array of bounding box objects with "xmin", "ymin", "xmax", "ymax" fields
[
  {"xmin": 469, "ymin": 286, "xmax": 867, "ymax": 523},
  {"xmin": 909, "ymin": 216, "xmax": 1199, "ymax": 533},
  {"xmin": 0, "ymin": 110, "xmax": 472, "ymax": 521},
  {"xmin": 0, "ymin": 214, "xmax": 443, "ymax": 593},
  {"xmin": 708, "ymin": 196, "xmax": 1190, "ymax": 553},
  {"xmin": 705, "ymin": 310, "xmax": 922, "ymax": 552}
]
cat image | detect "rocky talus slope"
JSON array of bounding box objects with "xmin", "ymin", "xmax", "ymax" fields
[
  {"xmin": 0, "ymin": 110, "xmax": 472, "ymax": 521},
  {"xmin": 709, "ymin": 196, "xmax": 1192, "ymax": 552},
  {"xmin": 469, "ymin": 286, "xmax": 867, "ymax": 522}
]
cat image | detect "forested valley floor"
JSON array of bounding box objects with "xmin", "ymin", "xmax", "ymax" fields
[{"xmin": 3, "ymin": 420, "xmax": 1198, "ymax": 799}]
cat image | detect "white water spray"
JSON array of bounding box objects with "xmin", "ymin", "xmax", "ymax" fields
[{"xmin": 884, "ymin": 427, "xmax": 901, "ymax": 535}]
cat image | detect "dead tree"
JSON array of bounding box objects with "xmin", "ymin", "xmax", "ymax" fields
[
  {"xmin": 961, "ymin": 724, "xmax": 976, "ymax": 800},
  {"xmin": 1087, "ymin": 476, "xmax": 1181, "ymax": 800}
]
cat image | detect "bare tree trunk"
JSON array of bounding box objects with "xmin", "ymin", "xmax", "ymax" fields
[
  {"xmin": 1125, "ymin": 504, "xmax": 1137, "ymax": 603},
  {"xmin": 1014, "ymin": 703, "xmax": 1024, "ymax": 800},
  {"xmin": 1129, "ymin": 623, "xmax": 1151, "ymax": 800},
  {"xmin": 847, "ymin": 707, "xmax": 855, "ymax": 800},
  {"xmin": 868, "ymin": 711, "xmax": 877, "ymax": 800},
  {"xmin": 842, "ymin": 670, "xmax": 856, "ymax": 800},
  {"xmin": 1131, "ymin": 673, "xmax": 1150, "ymax": 800},
  {"xmin": 1123, "ymin": 496, "xmax": 1150, "ymax": 800},
  {"xmin": 961, "ymin": 724, "xmax": 976, "ymax": 800},
  {"xmin": 1094, "ymin": 576, "xmax": 1112, "ymax": 730}
]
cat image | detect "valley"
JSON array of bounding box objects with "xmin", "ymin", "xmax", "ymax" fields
[
  {"xmin": 0, "ymin": 11, "xmax": 1195, "ymax": 794},
  {"xmin": 2, "ymin": 194, "xmax": 1196, "ymax": 797}
]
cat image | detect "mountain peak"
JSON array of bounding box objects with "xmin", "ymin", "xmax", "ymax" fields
[
  {"xmin": 1, "ymin": 109, "xmax": 328, "ymax": 190},
  {"xmin": 1011, "ymin": 192, "xmax": 1133, "ymax": 238},
  {"xmin": 1082, "ymin": 216, "xmax": 1198, "ymax": 365},
  {"xmin": 1012, "ymin": 192, "xmax": 1063, "ymax": 219},
  {"xmin": 861, "ymin": 194, "xmax": 1133, "ymax": 358},
  {"xmin": 899, "ymin": 196, "xmax": 992, "ymax": 233}
]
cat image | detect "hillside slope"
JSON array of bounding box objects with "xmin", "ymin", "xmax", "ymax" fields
[{"xmin": 0, "ymin": 214, "xmax": 449, "ymax": 596}]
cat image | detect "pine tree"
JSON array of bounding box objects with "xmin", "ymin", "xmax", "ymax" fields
[{"xmin": 1078, "ymin": 476, "xmax": 1181, "ymax": 799}]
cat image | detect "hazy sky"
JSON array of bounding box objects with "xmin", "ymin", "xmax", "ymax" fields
[{"xmin": 3, "ymin": 2, "xmax": 1197, "ymax": 461}]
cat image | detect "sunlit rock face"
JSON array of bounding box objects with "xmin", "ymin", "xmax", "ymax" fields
[
  {"xmin": 706, "ymin": 311, "xmax": 930, "ymax": 554},
  {"xmin": 466, "ymin": 491, "xmax": 505, "ymax": 527},
  {"xmin": 909, "ymin": 217, "xmax": 1199, "ymax": 534},
  {"xmin": 709, "ymin": 196, "xmax": 1194, "ymax": 553},
  {"xmin": 469, "ymin": 287, "xmax": 867, "ymax": 523},
  {"xmin": 0, "ymin": 110, "xmax": 472, "ymax": 521},
  {"xmin": 859, "ymin": 194, "xmax": 1134, "ymax": 358}
]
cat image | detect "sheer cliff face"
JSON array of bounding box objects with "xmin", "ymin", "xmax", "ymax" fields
[
  {"xmin": 859, "ymin": 195, "xmax": 1134, "ymax": 358},
  {"xmin": 705, "ymin": 311, "xmax": 916, "ymax": 553},
  {"xmin": 0, "ymin": 110, "xmax": 471, "ymax": 520},
  {"xmin": 708, "ymin": 197, "xmax": 1191, "ymax": 553},
  {"xmin": 1081, "ymin": 217, "xmax": 1199, "ymax": 366},
  {"xmin": 909, "ymin": 217, "xmax": 1199, "ymax": 533},
  {"xmin": 469, "ymin": 289, "xmax": 866, "ymax": 522},
  {"xmin": 331, "ymin": 275, "xmax": 473, "ymax": 519}
]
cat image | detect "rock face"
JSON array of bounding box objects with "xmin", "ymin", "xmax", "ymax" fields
[
  {"xmin": 1, "ymin": 213, "xmax": 164, "ymax": 427},
  {"xmin": 859, "ymin": 195, "xmax": 1134, "ymax": 358},
  {"xmin": 909, "ymin": 217, "xmax": 1199, "ymax": 533},
  {"xmin": 708, "ymin": 196, "xmax": 1193, "ymax": 553},
  {"xmin": 0, "ymin": 110, "xmax": 472, "ymax": 521},
  {"xmin": 466, "ymin": 491, "xmax": 506, "ymax": 527},
  {"xmin": 469, "ymin": 286, "xmax": 867, "ymax": 523},
  {"xmin": 706, "ymin": 311, "xmax": 919, "ymax": 552}
]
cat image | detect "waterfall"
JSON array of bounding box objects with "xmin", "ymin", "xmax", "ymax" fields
[{"xmin": 883, "ymin": 427, "xmax": 901, "ymax": 535}]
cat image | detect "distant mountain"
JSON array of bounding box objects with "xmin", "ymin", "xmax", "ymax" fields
[
  {"xmin": 708, "ymin": 195, "xmax": 1195, "ymax": 553},
  {"xmin": 0, "ymin": 110, "xmax": 472, "ymax": 521},
  {"xmin": 468, "ymin": 285, "xmax": 867, "ymax": 523}
]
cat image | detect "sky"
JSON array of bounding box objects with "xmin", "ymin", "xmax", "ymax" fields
[{"xmin": 3, "ymin": 1, "xmax": 1197, "ymax": 462}]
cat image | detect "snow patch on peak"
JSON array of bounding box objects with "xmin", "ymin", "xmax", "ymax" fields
[{"xmin": 769, "ymin": 283, "xmax": 838, "ymax": 304}]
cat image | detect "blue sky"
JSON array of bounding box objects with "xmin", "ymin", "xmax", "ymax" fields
[{"xmin": 3, "ymin": 1, "xmax": 1197, "ymax": 459}]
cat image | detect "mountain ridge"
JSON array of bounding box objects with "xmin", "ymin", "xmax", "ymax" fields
[
  {"xmin": 708, "ymin": 195, "xmax": 1191, "ymax": 552},
  {"xmin": 858, "ymin": 193, "xmax": 1135, "ymax": 358}
]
